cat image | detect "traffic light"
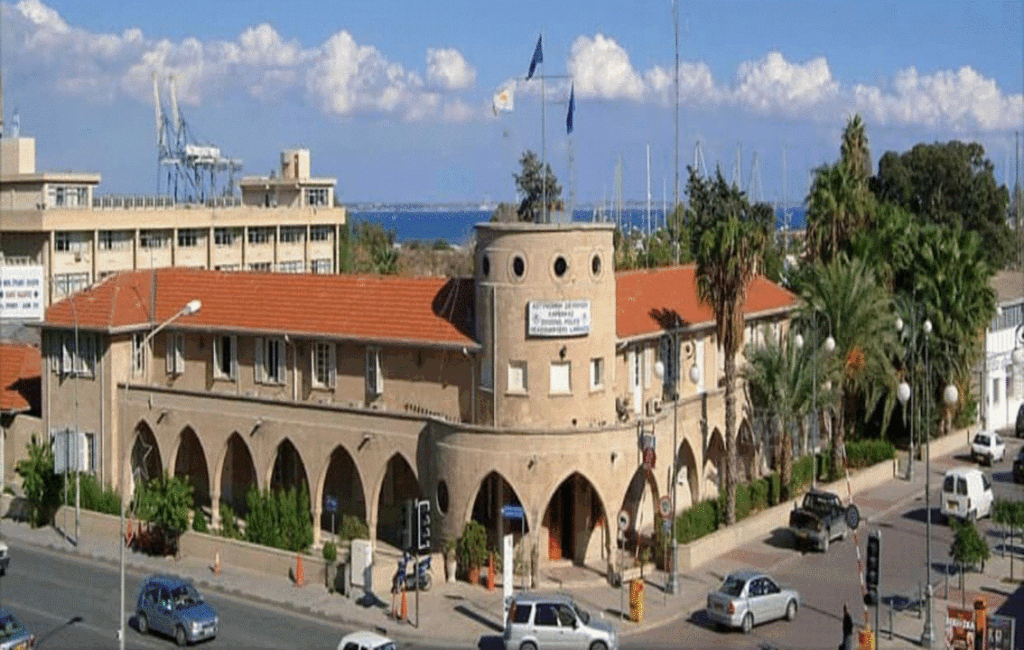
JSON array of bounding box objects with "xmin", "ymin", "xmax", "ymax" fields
[
  {"xmin": 416, "ymin": 499, "xmax": 431, "ymax": 553},
  {"xmin": 865, "ymin": 530, "xmax": 881, "ymax": 606},
  {"xmin": 401, "ymin": 499, "xmax": 415, "ymax": 552}
]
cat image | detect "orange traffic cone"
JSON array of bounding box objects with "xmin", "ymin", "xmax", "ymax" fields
[
  {"xmin": 400, "ymin": 588, "xmax": 408, "ymax": 622},
  {"xmin": 487, "ymin": 553, "xmax": 496, "ymax": 591},
  {"xmin": 295, "ymin": 554, "xmax": 305, "ymax": 587},
  {"xmin": 213, "ymin": 551, "xmax": 221, "ymax": 576}
]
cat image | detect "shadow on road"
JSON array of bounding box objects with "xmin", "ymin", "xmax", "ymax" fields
[
  {"xmin": 901, "ymin": 505, "xmax": 943, "ymax": 525},
  {"xmin": 763, "ymin": 527, "xmax": 795, "ymax": 550},
  {"xmin": 993, "ymin": 581, "xmax": 1024, "ymax": 650},
  {"xmin": 476, "ymin": 635, "xmax": 505, "ymax": 650},
  {"xmin": 454, "ymin": 604, "xmax": 503, "ymax": 632}
]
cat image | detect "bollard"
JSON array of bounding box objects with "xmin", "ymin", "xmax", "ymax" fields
[
  {"xmin": 917, "ymin": 582, "xmax": 922, "ymax": 620},
  {"xmin": 887, "ymin": 598, "xmax": 893, "ymax": 641},
  {"xmin": 629, "ymin": 579, "xmax": 644, "ymax": 623},
  {"xmin": 213, "ymin": 550, "xmax": 221, "ymax": 576},
  {"xmin": 858, "ymin": 628, "xmax": 875, "ymax": 650},
  {"xmin": 295, "ymin": 554, "xmax": 305, "ymax": 587},
  {"xmin": 400, "ymin": 588, "xmax": 408, "ymax": 622}
]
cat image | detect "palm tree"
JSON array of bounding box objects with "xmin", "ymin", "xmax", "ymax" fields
[
  {"xmin": 798, "ymin": 254, "xmax": 899, "ymax": 478},
  {"xmin": 696, "ymin": 214, "xmax": 767, "ymax": 525}
]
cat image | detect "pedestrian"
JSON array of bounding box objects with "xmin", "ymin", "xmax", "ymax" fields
[{"xmin": 840, "ymin": 603, "xmax": 854, "ymax": 650}]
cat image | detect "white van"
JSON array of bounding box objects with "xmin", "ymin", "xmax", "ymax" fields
[{"xmin": 940, "ymin": 467, "xmax": 993, "ymax": 523}]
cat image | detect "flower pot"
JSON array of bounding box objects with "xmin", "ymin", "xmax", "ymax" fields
[{"xmin": 468, "ymin": 566, "xmax": 480, "ymax": 586}]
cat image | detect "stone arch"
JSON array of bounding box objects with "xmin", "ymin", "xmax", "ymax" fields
[
  {"xmin": 218, "ymin": 432, "xmax": 258, "ymax": 516},
  {"xmin": 675, "ymin": 438, "xmax": 699, "ymax": 510},
  {"xmin": 619, "ymin": 466, "xmax": 659, "ymax": 547},
  {"xmin": 375, "ymin": 453, "xmax": 420, "ymax": 549},
  {"xmin": 129, "ymin": 421, "xmax": 163, "ymax": 494},
  {"xmin": 540, "ymin": 472, "xmax": 609, "ymax": 566},
  {"xmin": 737, "ymin": 419, "xmax": 759, "ymax": 482},
  {"xmin": 172, "ymin": 427, "xmax": 210, "ymax": 510},
  {"xmin": 269, "ymin": 437, "xmax": 310, "ymax": 495},
  {"xmin": 468, "ymin": 471, "xmax": 530, "ymax": 550},
  {"xmin": 703, "ymin": 427, "xmax": 725, "ymax": 500},
  {"xmin": 317, "ymin": 444, "xmax": 367, "ymax": 537}
]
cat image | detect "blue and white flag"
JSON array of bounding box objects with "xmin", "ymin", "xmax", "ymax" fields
[
  {"xmin": 527, "ymin": 35, "xmax": 543, "ymax": 79},
  {"xmin": 492, "ymin": 84, "xmax": 514, "ymax": 115},
  {"xmin": 566, "ymin": 84, "xmax": 575, "ymax": 134}
]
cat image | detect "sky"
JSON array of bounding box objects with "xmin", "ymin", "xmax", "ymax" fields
[{"xmin": 1, "ymin": 0, "xmax": 1023, "ymax": 207}]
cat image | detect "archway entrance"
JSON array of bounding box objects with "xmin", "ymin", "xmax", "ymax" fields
[
  {"xmin": 129, "ymin": 422, "xmax": 162, "ymax": 494},
  {"xmin": 173, "ymin": 427, "xmax": 210, "ymax": 509},
  {"xmin": 542, "ymin": 473, "xmax": 607, "ymax": 565},
  {"xmin": 619, "ymin": 467, "xmax": 659, "ymax": 548},
  {"xmin": 471, "ymin": 472, "xmax": 529, "ymax": 550},
  {"xmin": 376, "ymin": 454, "xmax": 420, "ymax": 549},
  {"xmin": 270, "ymin": 438, "xmax": 309, "ymax": 494},
  {"xmin": 220, "ymin": 433, "xmax": 257, "ymax": 516},
  {"xmin": 737, "ymin": 420, "xmax": 759, "ymax": 482},
  {"xmin": 675, "ymin": 439, "xmax": 699, "ymax": 510},
  {"xmin": 703, "ymin": 428, "xmax": 725, "ymax": 500},
  {"xmin": 321, "ymin": 445, "xmax": 366, "ymax": 536}
]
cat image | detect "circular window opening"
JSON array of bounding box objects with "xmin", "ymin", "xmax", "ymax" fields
[
  {"xmin": 436, "ymin": 480, "xmax": 450, "ymax": 515},
  {"xmin": 591, "ymin": 254, "xmax": 602, "ymax": 276},
  {"xmin": 481, "ymin": 255, "xmax": 490, "ymax": 277},
  {"xmin": 512, "ymin": 256, "xmax": 525, "ymax": 277},
  {"xmin": 554, "ymin": 256, "xmax": 568, "ymax": 277}
]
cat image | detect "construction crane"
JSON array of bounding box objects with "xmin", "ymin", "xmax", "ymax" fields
[{"xmin": 152, "ymin": 72, "xmax": 242, "ymax": 204}]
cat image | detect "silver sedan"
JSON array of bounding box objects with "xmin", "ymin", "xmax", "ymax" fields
[{"xmin": 705, "ymin": 569, "xmax": 800, "ymax": 634}]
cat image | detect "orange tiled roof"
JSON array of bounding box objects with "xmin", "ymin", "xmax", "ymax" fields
[
  {"xmin": 44, "ymin": 268, "xmax": 478, "ymax": 349},
  {"xmin": 615, "ymin": 265, "xmax": 798, "ymax": 339},
  {"xmin": 0, "ymin": 342, "xmax": 40, "ymax": 413}
]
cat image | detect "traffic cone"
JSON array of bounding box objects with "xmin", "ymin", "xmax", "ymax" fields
[
  {"xmin": 487, "ymin": 553, "xmax": 495, "ymax": 591},
  {"xmin": 213, "ymin": 551, "xmax": 221, "ymax": 576},
  {"xmin": 400, "ymin": 588, "xmax": 408, "ymax": 622},
  {"xmin": 295, "ymin": 554, "xmax": 305, "ymax": 587}
]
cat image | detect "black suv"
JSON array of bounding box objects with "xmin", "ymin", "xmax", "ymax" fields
[
  {"xmin": 1014, "ymin": 447, "xmax": 1024, "ymax": 484},
  {"xmin": 1016, "ymin": 403, "xmax": 1024, "ymax": 438}
]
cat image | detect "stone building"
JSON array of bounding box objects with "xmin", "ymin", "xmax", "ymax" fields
[{"xmin": 39, "ymin": 221, "xmax": 797, "ymax": 573}]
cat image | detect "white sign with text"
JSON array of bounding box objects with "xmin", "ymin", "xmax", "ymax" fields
[
  {"xmin": 528, "ymin": 299, "xmax": 591, "ymax": 336},
  {"xmin": 0, "ymin": 265, "xmax": 44, "ymax": 321}
]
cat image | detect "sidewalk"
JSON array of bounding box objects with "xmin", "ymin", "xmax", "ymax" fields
[{"xmin": 4, "ymin": 445, "xmax": 1022, "ymax": 648}]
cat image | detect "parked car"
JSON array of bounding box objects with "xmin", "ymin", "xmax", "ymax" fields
[
  {"xmin": 337, "ymin": 631, "xmax": 396, "ymax": 650},
  {"xmin": 706, "ymin": 569, "xmax": 800, "ymax": 634},
  {"xmin": 0, "ymin": 536, "xmax": 9, "ymax": 576},
  {"xmin": 504, "ymin": 592, "xmax": 618, "ymax": 650},
  {"xmin": 787, "ymin": 488, "xmax": 860, "ymax": 552},
  {"xmin": 940, "ymin": 467, "xmax": 994, "ymax": 523},
  {"xmin": 970, "ymin": 431, "xmax": 1005, "ymax": 465},
  {"xmin": 0, "ymin": 609, "xmax": 34, "ymax": 650},
  {"xmin": 1013, "ymin": 447, "xmax": 1024, "ymax": 484},
  {"xmin": 1016, "ymin": 403, "xmax": 1024, "ymax": 438},
  {"xmin": 136, "ymin": 575, "xmax": 218, "ymax": 646}
]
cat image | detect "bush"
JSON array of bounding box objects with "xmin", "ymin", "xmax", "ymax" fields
[
  {"xmin": 245, "ymin": 484, "xmax": 314, "ymax": 553},
  {"xmin": 790, "ymin": 455, "xmax": 815, "ymax": 495},
  {"xmin": 192, "ymin": 507, "xmax": 209, "ymax": 533},
  {"xmin": 674, "ymin": 499, "xmax": 719, "ymax": 544},
  {"xmin": 15, "ymin": 435, "xmax": 64, "ymax": 528},
  {"xmin": 134, "ymin": 472, "xmax": 193, "ymax": 555},
  {"xmin": 322, "ymin": 541, "xmax": 338, "ymax": 563},
  {"xmin": 845, "ymin": 439, "xmax": 896, "ymax": 469},
  {"xmin": 457, "ymin": 520, "xmax": 488, "ymax": 571},
  {"xmin": 218, "ymin": 503, "xmax": 242, "ymax": 540},
  {"xmin": 70, "ymin": 473, "xmax": 121, "ymax": 516},
  {"xmin": 337, "ymin": 514, "xmax": 369, "ymax": 542}
]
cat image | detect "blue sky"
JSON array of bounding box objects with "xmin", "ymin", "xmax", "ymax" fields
[{"xmin": 1, "ymin": 0, "xmax": 1022, "ymax": 206}]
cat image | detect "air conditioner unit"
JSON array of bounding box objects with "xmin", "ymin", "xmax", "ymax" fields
[
  {"xmin": 646, "ymin": 399, "xmax": 659, "ymax": 417},
  {"xmin": 652, "ymin": 397, "xmax": 663, "ymax": 413}
]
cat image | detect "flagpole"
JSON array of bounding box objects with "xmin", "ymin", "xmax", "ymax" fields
[{"xmin": 541, "ymin": 34, "xmax": 547, "ymax": 224}]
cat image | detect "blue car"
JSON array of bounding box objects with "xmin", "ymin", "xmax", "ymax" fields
[
  {"xmin": 136, "ymin": 575, "xmax": 218, "ymax": 646},
  {"xmin": 0, "ymin": 608, "xmax": 34, "ymax": 650}
]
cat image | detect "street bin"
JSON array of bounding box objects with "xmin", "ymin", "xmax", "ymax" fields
[
  {"xmin": 629, "ymin": 578, "xmax": 644, "ymax": 623},
  {"xmin": 858, "ymin": 628, "xmax": 875, "ymax": 650}
]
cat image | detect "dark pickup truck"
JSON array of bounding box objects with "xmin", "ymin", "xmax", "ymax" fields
[{"xmin": 788, "ymin": 488, "xmax": 860, "ymax": 552}]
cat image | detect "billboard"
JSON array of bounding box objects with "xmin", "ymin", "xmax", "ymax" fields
[
  {"xmin": 0, "ymin": 265, "xmax": 44, "ymax": 321},
  {"xmin": 528, "ymin": 299, "xmax": 591, "ymax": 337}
]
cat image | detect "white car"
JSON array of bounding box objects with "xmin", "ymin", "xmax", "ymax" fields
[
  {"xmin": 970, "ymin": 431, "xmax": 1005, "ymax": 466},
  {"xmin": 338, "ymin": 631, "xmax": 396, "ymax": 650}
]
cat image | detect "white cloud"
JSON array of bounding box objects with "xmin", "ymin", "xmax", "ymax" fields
[
  {"xmin": 568, "ymin": 34, "xmax": 645, "ymax": 101},
  {"xmin": 426, "ymin": 48, "xmax": 476, "ymax": 90},
  {"xmin": 729, "ymin": 52, "xmax": 840, "ymax": 117}
]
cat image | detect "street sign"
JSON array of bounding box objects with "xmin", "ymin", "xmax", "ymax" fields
[
  {"xmin": 662, "ymin": 519, "xmax": 671, "ymax": 534},
  {"xmin": 324, "ymin": 495, "xmax": 338, "ymax": 513},
  {"xmin": 659, "ymin": 496, "xmax": 672, "ymax": 519},
  {"xmin": 502, "ymin": 505, "xmax": 525, "ymax": 520},
  {"xmin": 617, "ymin": 509, "xmax": 630, "ymax": 532}
]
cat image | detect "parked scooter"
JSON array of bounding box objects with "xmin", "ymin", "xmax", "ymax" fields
[{"xmin": 392, "ymin": 551, "xmax": 432, "ymax": 592}]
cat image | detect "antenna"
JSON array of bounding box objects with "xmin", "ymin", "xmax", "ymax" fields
[{"xmin": 0, "ymin": 57, "xmax": 4, "ymax": 139}]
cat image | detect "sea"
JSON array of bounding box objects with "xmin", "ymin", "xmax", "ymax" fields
[{"xmin": 349, "ymin": 206, "xmax": 808, "ymax": 245}]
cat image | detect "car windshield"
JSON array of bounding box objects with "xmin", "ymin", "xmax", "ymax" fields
[
  {"xmin": 975, "ymin": 434, "xmax": 990, "ymax": 446},
  {"xmin": 719, "ymin": 574, "xmax": 747, "ymax": 597},
  {"xmin": 573, "ymin": 604, "xmax": 591, "ymax": 625},
  {"xmin": 0, "ymin": 614, "xmax": 25, "ymax": 640},
  {"xmin": 374, "ymin": 644, "xmax": 397, "ymax": 650},
  {"xmin": 170, "ymin": 584, "xmax": 203, "ymax": 608}
]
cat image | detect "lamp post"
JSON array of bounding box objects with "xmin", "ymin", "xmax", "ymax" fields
[
  {"xmin": 808, "ymin": 316, "xmax": 835, "ymax": 488},
  {"xmin": 118, "ymin": 299, "xmax": 200, "ymax": 650}
]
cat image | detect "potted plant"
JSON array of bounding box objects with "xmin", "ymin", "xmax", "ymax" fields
[
  {"xmin": 444, "ymin": 539, "xmax": 458, "ymax": 584},
  {"xmin": 457, "ymin": 521, "xmax": 488, "ymax": 585}
]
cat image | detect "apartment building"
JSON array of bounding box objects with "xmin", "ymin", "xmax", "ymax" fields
[
  {"xmin": 0, "ymin": 135, "xmax": 346, "ymax": 315},
  {"xmin": 40, "ymin": 221, "xmax": 797, "ymax": 572}
]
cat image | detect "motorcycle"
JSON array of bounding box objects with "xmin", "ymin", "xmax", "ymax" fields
[{"xmin": 392, "ymin": 551, "xmax": 432, "ymax": 592}]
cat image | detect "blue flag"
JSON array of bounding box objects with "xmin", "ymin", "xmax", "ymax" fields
[
  {"xmin": 527, "ymin": 35, "xmax": 543, "ymax": 79},
  {"xmin": 566, "ymin": 84, "xmax": 575, "ymax": 134}
]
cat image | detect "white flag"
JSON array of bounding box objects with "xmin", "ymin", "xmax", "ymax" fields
[{"xmin": 492, "ymin": 85, "xmax": 514, "ymax": 115}]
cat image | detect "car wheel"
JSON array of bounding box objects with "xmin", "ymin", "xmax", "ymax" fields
[
  {"xmin": 741, "ymin": 612, "xmax": 754, "ymax": 634},
  {"xmin": 137, "ymin": 612, "xmax": 149, "ymax": 635},
  {"xmin": 421, "ymin": 572, "xmax": 432, "ymax": 591},
  {"xmin": 589, "ymin": 642, "xmax": 608, "ymax": 650},
  {"xmin": 175, "ymin": 625, "xmax": 188, "ymax": 647},
  {"xmin": 785, "ymin": 599, "xmax": 798, "ymax": 621},
  {"xmin": 520, "ymin": 642, "xmax": 538, "ymax": 650},
  {"xmin": 821, "ymin": 531, "xmax": 830, "ymax": 553}
]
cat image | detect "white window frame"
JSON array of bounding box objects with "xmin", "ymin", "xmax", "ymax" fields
[
  {"xmin": 139, "ymin": 229, "xmax": 168, "ymax": 250},
  {"xmin": 73, "ymin": 332, "xmax": 96, "ymax": 377},
  {"xmin": 311, "ymin": 258, "xmax": 331, "ymax": 274},
  {"xmin": 166, "ymin": 332, "xmax": 185, "ymax": 375},
  {"xmin": 279, "ymin": 227, "xmax": 304, "ymax": 244},
  {"xmin": 590, "ymin": 357, "xmax": 604, "ymax": 391},
  {"xmin": 255, "ymin": 337, "xmax": 285, "ymax": 384},
  {"xmin": 177, "ymin": 229, "xmax": 199, "ymax": 248},
  {"xmin": 247, "ymin": 227, "xmax": 274, "ymax": 245},
  {"xmin": 310, "ymin": 225, "xmax": 332, "ymax": 242},
  {"xmin": 366, "ymin": 346, "xmax": 383, "ymax": 395},
  {"xmin": 277, "ymin": 260, "xmax": 304, "ymax": 273},
  {"xmin": 214, "ymin": 227, "xmax": 239, "ymax": 247},
  {"xmin": 305, "ymin": 188, "xmax": 329, "ymax": 207},
  {"xmin": 313, "ymin": 341, "xmax": 337, "ymax": 389},
  {"xmin": 507, "ymin": 361, "xmax": 527, "ymax": 393},
  {"xmin": 213, "ymin": 334, "xmax": 237, "ymax": 380},
  {"xmin": 132, "ymin": 332, "xmax": 147, "ymax": 377},
  {"xmin": 550, "ymin": 361, "xmax": 572, "ymax": 395}
]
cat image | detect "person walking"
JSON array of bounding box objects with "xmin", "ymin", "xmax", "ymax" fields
[{"xmin": 841, "ymin": 603, "xmax": 854, "ymax": 650}]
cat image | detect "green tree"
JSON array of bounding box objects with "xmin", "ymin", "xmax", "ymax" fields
[
  {"xmin": 134, "ymin": 472, "xmax": 194, "ymax": 554},
  {"xmin": 797, "ymin": 255, "xmax": 899, "ymax": 478},
  {"xmin": 15, "ymin": 435, "xmax": 64, "ymax": 528},
  {"xmin": 871, "ymin": 141, "xmax": 1011, "ymax": 269},
  {"xmin": 949, "ymin": 519, "xmax": 990, "ymax": 600},
  {"xmin": 513, "ymin": 150, "xmax": 562, "ymax": 222},
  {"xmin": 352, "ymin": 222, "xmax": 399, "ymax": 275},
  {"xmin": 694, "ymin": 172, "xmax": 768, "ymax": 525}
]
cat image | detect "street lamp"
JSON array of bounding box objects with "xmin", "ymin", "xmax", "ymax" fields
[
  {"xmin": 118, "ymin": 298, "xmax": 200, "ymax": 650},
  {"xmin": 809, "ymin": 316, "xmax": 835, "ymax": 488}
]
